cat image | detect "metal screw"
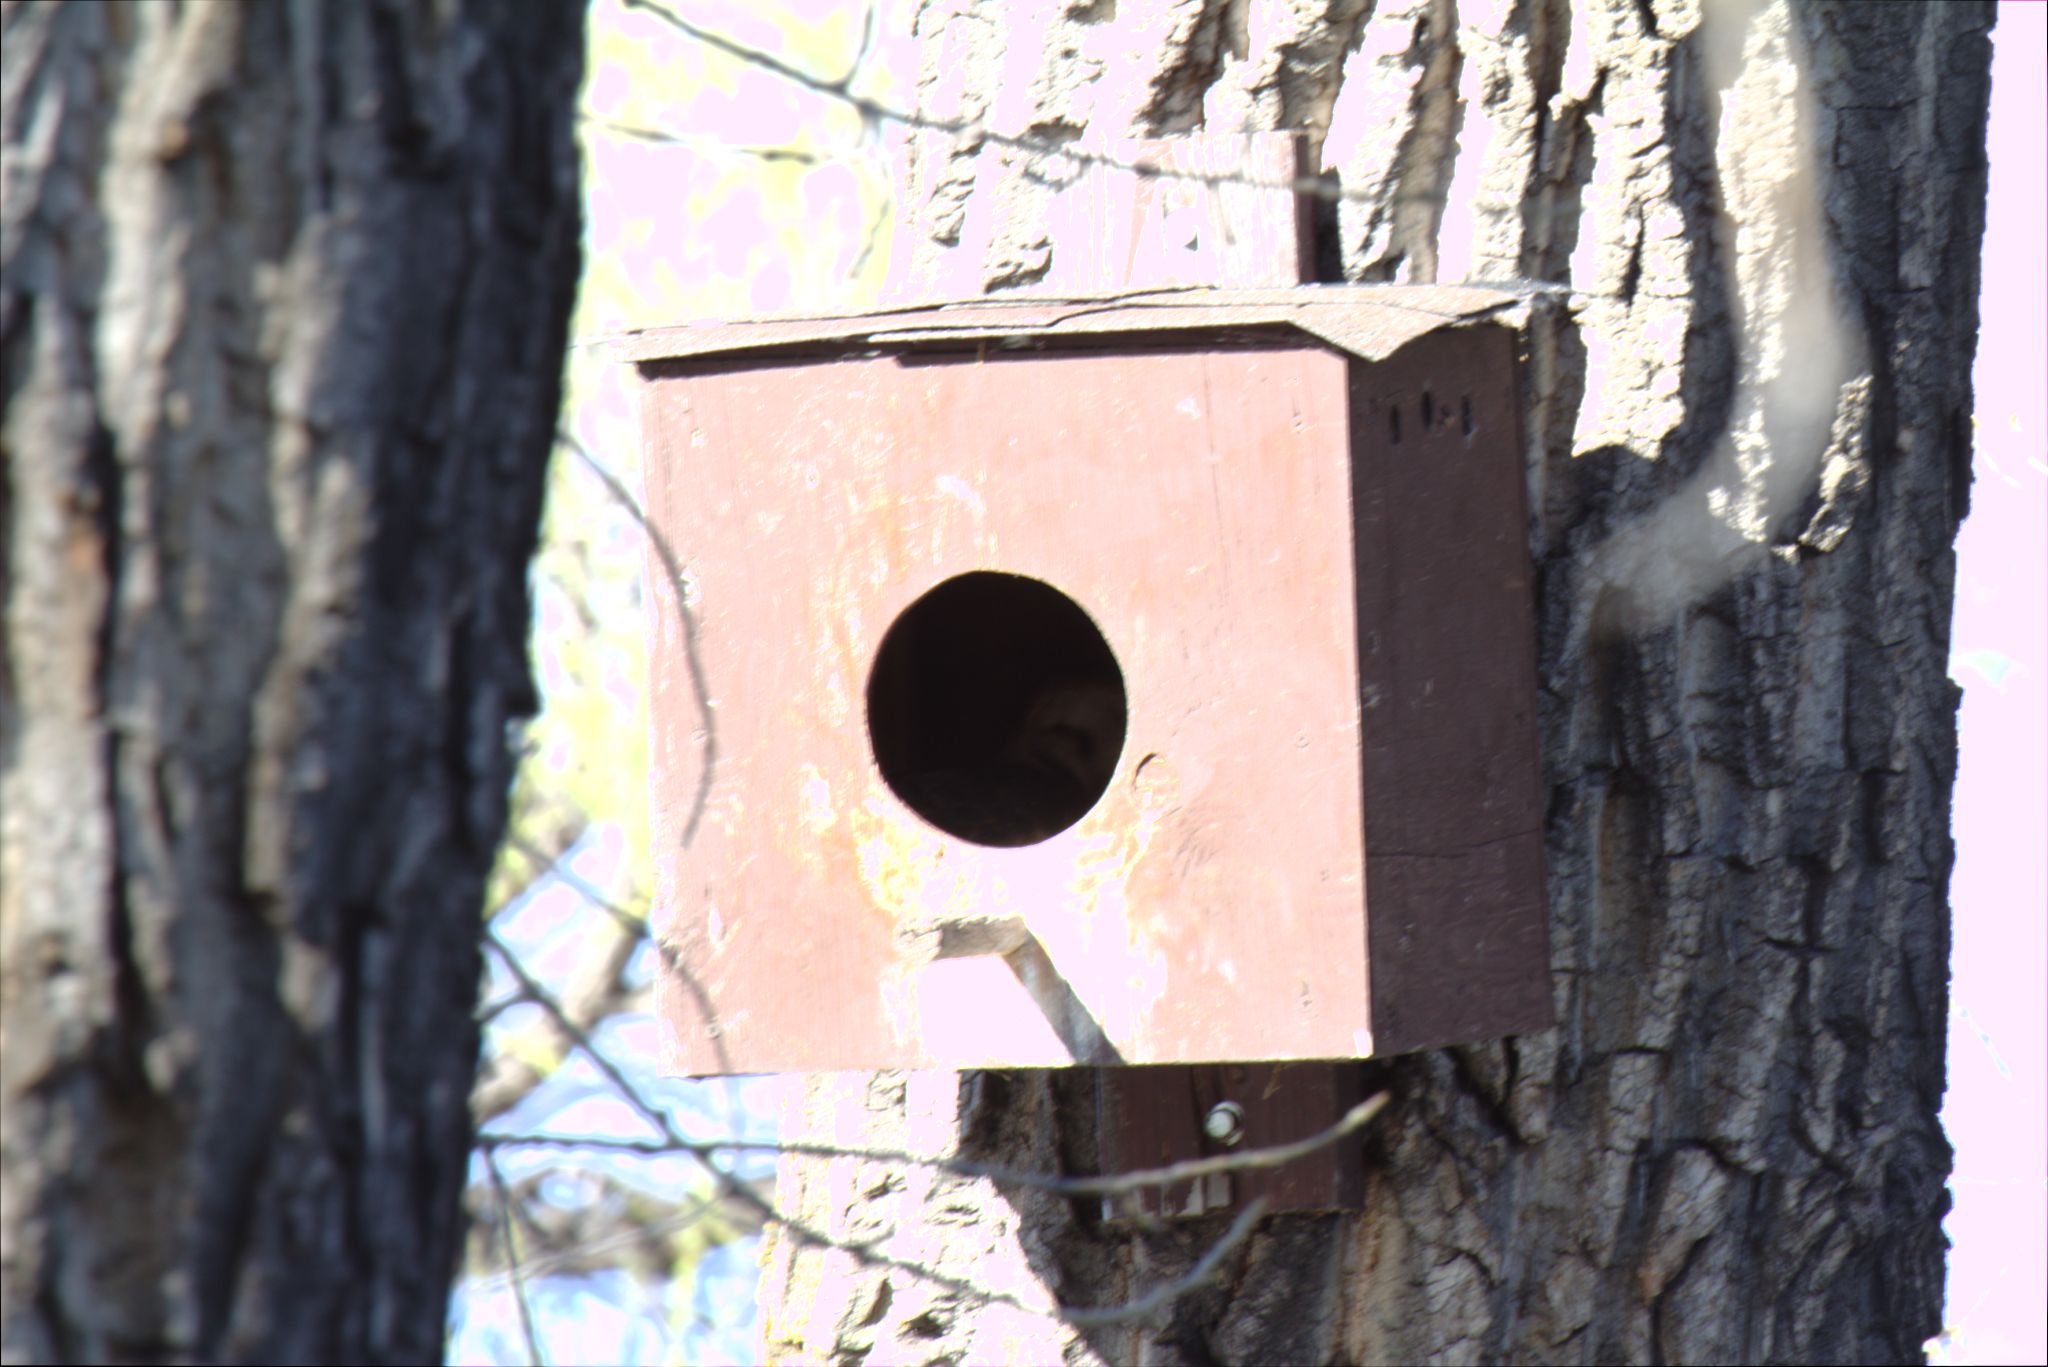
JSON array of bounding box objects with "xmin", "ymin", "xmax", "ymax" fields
[{"xmin": 1203, "ymin": 1100, "xmax": 1245, "ymax": 1147}]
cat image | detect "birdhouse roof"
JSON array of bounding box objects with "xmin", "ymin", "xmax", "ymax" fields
[{"xmin": 617, "ymin": 284, "xmax": 1526, "ymax": 367}]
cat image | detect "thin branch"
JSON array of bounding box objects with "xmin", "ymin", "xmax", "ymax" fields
[
  {"xmin": 580, "ymin": 111, "xmax": 829, "ymax": 165},
  {"xmin": 472, "ymin": 842, "xmax": 642, "ymax": 1124},
  {"xmin": 484, "ymin": 926, "xmax": 678, "ymax": 1141},
  {"xmin": 499, "ymin": 829, "xmax": 744, "ymax": 1116},
  {"xmin": 476, "ymin": 922, "xmax": 1380, "ymax": 1329},
  {"xmin": 548, "ymin": 432, "xmax": 744, "ymax": 1076},
  {"xmin": 477, "ymin": 927, "xmax": 1047, "ymax": 1317},
  {"xmin": 476, "ymin": 992, "xmax": 532, "ymax": 1027},
  {"xmin": 556, "ymin": 429, "xmax": 717, "ymax": 849},
  {"xmin": 507, "ymin": 832, "xmax": 646, "ymax": 938},
  {"xmin": 575, "ymin": 0, "xmax": 1611, "ymax": 368},
  {"xmin": 479, "ymin": 1090, "xmax": 1390, "ymax": 1201},
  {"xmin": 483, "ymin": 1149, "xmax": 547, "ymax": 1367},
  {"xmin": 837, "ymin": 0, "xmax": 877, "ymax": 95},
  {"xmin": 1067, "ymin": 1197, "xmax": 1271, "ymax": 1328},
  {"xmin": 479, "ymin": 958, "xmax": 1039, "ymax": 1323},
  {"xmin": 619, "ymin": 0, "xmax": 1349, "ymax": 202},
  {"xmin": 848, "ymin": 171, "xmax": 890, "ymax": 280}
]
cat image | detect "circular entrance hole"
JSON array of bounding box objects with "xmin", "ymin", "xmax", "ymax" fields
[{"xmin": 867, "ymin": 572, "xmax": 1127, "ymax": 847}]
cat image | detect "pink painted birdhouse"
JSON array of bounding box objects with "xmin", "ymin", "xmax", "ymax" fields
[{"xmin": 626, "ymin": 286, "xmax": 1550, "ymax": 1076}]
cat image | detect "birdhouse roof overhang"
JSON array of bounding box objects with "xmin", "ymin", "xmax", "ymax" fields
[{"xmin": 619, "ymin": 284, "xmax": 1525, "ymax": 369}]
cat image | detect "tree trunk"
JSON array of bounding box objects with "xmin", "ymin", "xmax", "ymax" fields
[
  {"xmin": 761, "ymin": 1, "xmax": 1988, "ymax": 1362},
  {"xmin": 0, "ymin": 2, "xmax": 583, "ymax": 1360}
]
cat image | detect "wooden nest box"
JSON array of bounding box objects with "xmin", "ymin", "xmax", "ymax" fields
[{"xmin": 627, "ymin": 286, "xmax": 1550, "ymax": 1076}]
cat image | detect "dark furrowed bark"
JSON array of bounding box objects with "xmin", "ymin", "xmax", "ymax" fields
[{"xmin": 1, "ymin": 2, "xmax": 585, "ymax": 1360}]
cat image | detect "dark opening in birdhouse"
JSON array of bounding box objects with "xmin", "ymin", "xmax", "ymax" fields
[{"xmin": 867, "ymin": 571, "xmax": 1128, "ymax": 848}]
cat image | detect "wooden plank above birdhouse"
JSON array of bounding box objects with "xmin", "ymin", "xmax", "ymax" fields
[{"xmin": 628, "ymin": 286, "xmax": 1550, "ymax": 1075}]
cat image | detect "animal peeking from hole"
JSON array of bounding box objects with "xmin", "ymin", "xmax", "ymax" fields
[{"xmin": 890, "ymin": 677, "xmax": 1127, "ymax": 846}]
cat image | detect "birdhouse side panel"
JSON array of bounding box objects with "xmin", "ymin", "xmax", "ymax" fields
[{"xmin": 1345, "ymin": 325, "xmax": 1552, "ymax": 1053}]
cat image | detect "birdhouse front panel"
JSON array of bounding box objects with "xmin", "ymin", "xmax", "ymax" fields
[{"xmin": 629, "ymin": 289, "xmax": 1550, "ymax": 1075}]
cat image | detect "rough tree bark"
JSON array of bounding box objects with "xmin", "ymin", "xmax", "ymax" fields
[
  {"xmin": 1, "ymin": 2, "xmax": 583, "ymax": 1360},
  {"xmin": 760, "ymin": 1, "xmax": 1988, "ymax": 1362}
]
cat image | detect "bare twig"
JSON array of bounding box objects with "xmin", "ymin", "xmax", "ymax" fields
[
  {"xmin": 485, "ymin": 926, "xmax": 679, "ymax": 1140},
  {"xmin": 555, "ymin": 429, "xmax": 717, "ymax": 849},
  {"xmin": 565, "ymin": 0, "xmax": 1608, "ymax": 365},
  {"xmin": 507, "ymin": 832, "xmax": 646, "ymax": 938},
  {"xmin": 579, "ymin": 112, "xmax": 830, "ymax": 165},
  {"xmin": 619, "ymin": 0, "xmax": 1347, "ymax": 202},
  {"xmin": 478, "ymin": 927, "xmax": 1051, "ymax": 1317},
  {"xmin": 472, "ymin": 846, "xmax": 643, "ymax": 1124},
  {"xmin": 547, "ymin": 433, "xmax": 745, "ymax": 1076},
  {"xmin": 479, "ymin": 901, "xmax": 1390, "ymax": 1331},
  {"xmin": 1067, "ymin": 1197, "xmax": 1271, "ymax": 1328},
  {"xmin": 483, "ymin": 1150, "xmax": 548, "ymax": 1367},
  {"xmin": 479, "ymin": 1090, "xmax": 1390, "ymax": 1201}
]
